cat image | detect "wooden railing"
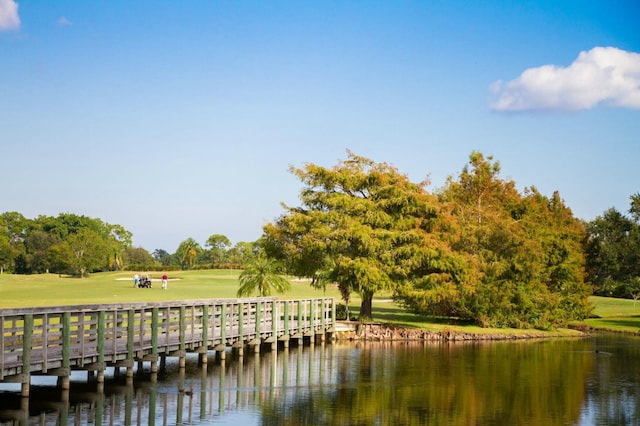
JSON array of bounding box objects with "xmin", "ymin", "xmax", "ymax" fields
[{"xmin": 0, "ymin": 297, "xmax": 335, "ymax": 395}]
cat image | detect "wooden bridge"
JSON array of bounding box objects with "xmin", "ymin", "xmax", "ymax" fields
[{"xmin": 0, "ymin": 297, "xmax": 335, "ymax": 397}]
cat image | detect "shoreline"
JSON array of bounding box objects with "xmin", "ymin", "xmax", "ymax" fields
[{"xmin": 333, "ymin": 321, "xmax": 590, "ymax": 341}]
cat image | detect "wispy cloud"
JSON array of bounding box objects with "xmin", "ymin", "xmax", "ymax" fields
[
  {"xmin": 490, "ymin": 47, "xmax": 640, "ymax": 112},
  {"xmin": 57, "ymin": 16, "xmax": 72, "ymax": 26},
  {"xmin": 0, "ymin": 0, "xmax": 20, "ymax": 31}
]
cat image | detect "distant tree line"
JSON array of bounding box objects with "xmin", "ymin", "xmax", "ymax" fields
[
  {"xmin": 262, "ymin": 150, "xmax": 638, "ymax": 328},
  {"xmin": 0, "ymin": 213, "xmax": 258, "ymax": 276},
  {"xmin": 585, "ymin": 193, "xmax": 640, "ymax": 302}
]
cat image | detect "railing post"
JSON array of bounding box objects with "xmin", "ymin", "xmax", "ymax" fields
[
  {"xmin": 238, "ymin": 303, "xmax": 244, "ymax": 340},
  {"xmin": 127, "ymin": 309, "xmax": 135, "ymax": 379},
  {"xmin": 21, "ymin": 314, "xmax": 33, "ymax": 397},
  {"xmin": 255, "ymin": 301, "xmax": 262, "ymax": 354},
  {"xmin": 151, "ymin": 308, "xmax": 159, "ymax": 375},
  {"xmin": 216, "ymin": 303, "xmax": 227, "ymax": 360},
  {"xmin": 179, "ymin": 306, "xmax": 186, "ymax": 368},
  {"xmin": 97, "ymin": 310, "xmax": 106, "ymax": 383},
  {"xmin": 202, "ymin": 304, "xmax": 209, "ymax": 347},
  {"xmin": 282, "ymin": 301, "xmax": 290, "ymax": 349},
  {"xmin": 237, "ymin": 303, "xmax": 244, "ymax": 357},
  {"xmin": 331, "ymin": 298, "xmax": 336, "ymax": 327},
  {"xmin": 312, "ymin": 299, "xmax": 318, "ymax": 328},
  {"xmin": 220, "ymin": 303, "xmax": 227, "ymax": 344},
  {"xmin": 297, "ymin": 301, "xmax": 303, "ymax": 345},
  {"xmin": 62, "ymin": 312, "xmax": 71, "ymax": 389},
  {"xmin": 255, "ymin": 301, "xmax": 262, "ymax": 336},
  {"xmin": 271, "ymin": 301, "xmax": 278, "ymax": 351}
]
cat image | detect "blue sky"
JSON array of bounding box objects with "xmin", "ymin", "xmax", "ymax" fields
[{"xmin": 1, "ymin": 1, "xmax": 639, "ymax": 252}]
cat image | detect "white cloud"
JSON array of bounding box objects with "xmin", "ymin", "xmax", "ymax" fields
[
  {"xmin": 0, "ymin": 0, "xmax": 20, "ymax": 31},
  {"xmin": 57, "ymin": 16, "xmax": 72, "ymax": 26},
  {"xmin": 490, "ymin": 47, "xmax": 640, "ymax": 112}
]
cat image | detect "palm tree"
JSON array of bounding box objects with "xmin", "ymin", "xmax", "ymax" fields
[{"xmin": 237, "ymin": 255, "xmax": 291, "ymax": 297}]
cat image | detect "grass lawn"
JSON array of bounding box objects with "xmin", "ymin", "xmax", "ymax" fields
[
  {"xmin": 1, "ymin": 271, "xmax": 637, "ymax": 335},
  {"xmin": 584, "ymin": 295, "xmax": 640, "ymax": 334}
]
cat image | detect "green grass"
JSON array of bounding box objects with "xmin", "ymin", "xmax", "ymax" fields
[
  {"xmin": 1, "ymin": 271, "xmax": 637, "ymax": 335},
  {"xmin": 584, "ymin": 295, "xmax": 640, "ymax": 334},
  {"xmin": 0, "ymin": 270, "xmax": 338, "ymax": 308}
]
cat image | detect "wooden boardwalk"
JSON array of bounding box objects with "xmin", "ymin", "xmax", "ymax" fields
[{"xmin": 0, "ymin": 297, "xmax": 335, "ymax": 396}]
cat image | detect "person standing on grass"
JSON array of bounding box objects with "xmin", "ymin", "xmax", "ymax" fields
[
  {"xmin": 134, "ymin": 274, "xmax": 139, "ymax": 288},
  {"xmin": 162, "ymin": 273, "xmax": 168, "ymax": 289}
]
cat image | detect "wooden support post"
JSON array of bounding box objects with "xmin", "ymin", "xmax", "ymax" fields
[
  {"xmin": 220, "ymin": 303, "xmax": 227, "ymax": 348},
  {"xmin": 62, "ymin": 312, "xmax": 71, "ymax": 389},
  {"xmin": 283, "ymin": 301, "xmax": 290, "ymax": 337},
  {"xmin": 271, "ymin": 301, "xmax": 278, "ymax": 352},
  {"xmin": 97, "ymin": 311, "xmax": 106, "ymax": 383},
  {"xmin": 255, "ymin": 301, "xmax": 262, "ymax": 340},
  {"xmin": 331, "ymin": 298, "xmax": 336, "ymax": 329},
  {"xmin": 311, "ymin": 299, "xmax": 316, "ymax": 331},
  {"xmin": 127, "ymin": 309, "xmax": 135, "ymax": 366},
  {"xmin": 238, "ymin": 302, "xmax": 244, "ymax": 338},
  {"xmin": 199, "ymin": 353, "xmax": 208, "ymax": 365},
  {"xmin": 151, "ymin": 308, "xmax": 159, "ymax": 360},
  {"xmin": 160, "ymin": 354, "xmax": 167, "ymax": 372},
  {"xmin": 179, "ymin": 306, "xmax": 186, "ymax": 369},
  {"xmin": 21, "ymin": 314, "xmax": 33, "ymax": 397},
  {"xmin": 297, "ymin": 301, "xmax": 304, "ymax": 346},
  {"xmin": 202, "ymin": 304, "xmax": 209, "ymax": 349}
]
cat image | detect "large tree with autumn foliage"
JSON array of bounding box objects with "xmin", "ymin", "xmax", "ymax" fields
[
  {"xmin": 263, "ymin": 151, "xmax": 473, "ymax": 320},
  {"xmin": 432, "ymin": 152, "xmax": 592, "ymax": 328}
]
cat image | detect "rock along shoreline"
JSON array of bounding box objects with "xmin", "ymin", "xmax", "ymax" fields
[{"xmin": 333, "ymin": 321, "xmax": 589, "ymax": 342}]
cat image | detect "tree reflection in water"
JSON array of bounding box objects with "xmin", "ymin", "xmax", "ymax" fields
[{"xmin": 0, "ymin": 334, "xmax": 638, "ymax": 425}]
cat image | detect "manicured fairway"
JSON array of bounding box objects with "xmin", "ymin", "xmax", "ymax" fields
[
  {"xmin": 585, "ymin": 295, "xmax": 640, "ymax": 333},
  {"xmin": 0, "ymin": 270, "xmax": 337, "ymax": 308}
]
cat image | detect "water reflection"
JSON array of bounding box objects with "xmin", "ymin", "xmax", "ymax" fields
[{"xmin": 0, "ymin": 334, "xmax": 638, "ymax": 425}]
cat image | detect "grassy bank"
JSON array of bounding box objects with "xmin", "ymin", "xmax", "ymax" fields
[
  {"xmin": 584, "ymin": 295, "xmax": 640, "ymax": 334},
  {"xmin": 1, "ymin": 271, "xmax": 637, "ymax": 335}
]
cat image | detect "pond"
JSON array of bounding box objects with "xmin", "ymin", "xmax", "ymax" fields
[{"xmin": 1, "ymin": 333, "xmax": 638, "ymax": 425}]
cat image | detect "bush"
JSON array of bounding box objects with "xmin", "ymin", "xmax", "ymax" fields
[{"xmin": 336, "ymin": 303, "xmax": 348, "ymax": 320}]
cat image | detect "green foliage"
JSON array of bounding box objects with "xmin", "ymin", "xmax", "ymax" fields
[
  {"xmin": 237, "ymin": 255, "xmax": 291, "ymax": 297},
  {"xmin": 264, "ymin": 151, "xmax": 474, "ymax": 320},
  {"xmin": 585, "ymin": 194, "xmax": 640, "ymax": 299},
  {"xmin": 0, "ymin": 212, "xmax": 135, "ymax": 276},
  {"xmin": 124, "ymin": 246, "xmax": 155, "ymax": 266},
  {"xmin": 402, "ymin": 152, "xmax": 591, "ymax": 328},
  {"xmin": 205, "ymin": 233, "xmax": 232, "ymax": 268},
  {"xmin": 175, "ymin": 238, "xmax": 202, "ymax": 270}
]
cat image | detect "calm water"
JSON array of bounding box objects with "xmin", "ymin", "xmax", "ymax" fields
[{"xmin": 1, "ymin": 333, "xmax": 638, "ymax": 425}]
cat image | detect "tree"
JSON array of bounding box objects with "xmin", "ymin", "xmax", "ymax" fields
[
  {"xmin": 585, "ymin": 194, "xmax": 640, "ymax": 298},
  {"xmin": 227, "ymin": 241, "xmax": 257, "ymax": 269},
  {"xmin": 0, "ymin": 212, "xmax": 28, "ymax": 272},
  {"xmin": 175, "ymin": 238, "xmax": 202, "ymax": 270},
  {"xmin": 627, "ymin": 277, "xmax": 640, "ymax": 307},
  {"xmin": 123, "ymin": 247, "xmax": 155, "ymax": 267},
  {"xmin": 0, "ymin": 234, "xmax": 15, "ymax": 274},
  {"xmin": 23, "ymin": 230, "xmax": 60, "ymax": 273},
  {"xmin": 264, "ymin": 151, "xmax": 471, "ymax": 320},
  {"xmin": 237, "ymin": 254, "xmax": 291, "ymax": 297},
  {"xmin": 205, "ymin": 234, "xmax": 231, "ymax": 268},
  {"xmin": 438, "ymin": 152, "xmax": 591, "ymax": 328},
  {"xmin": 62, "ymin": 229, "xmax": 108, "ymax": 277},
  {"xmin": 153, "ymin": 249, "xmax": 174, "ymax": 266}
]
